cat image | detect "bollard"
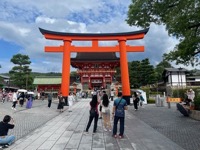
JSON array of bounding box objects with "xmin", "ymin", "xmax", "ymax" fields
[{"xmin": 168, "ymin": 102, "xmax": 171, "ymax": 108}]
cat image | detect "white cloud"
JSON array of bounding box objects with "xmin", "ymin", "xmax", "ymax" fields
[
  {"xmin": 1, "ymin": 0, "xmax": 198, "ymax": 74},
  {"xmin": 35, "ymin": 16, "xmax": 56, "ymax": 24}
]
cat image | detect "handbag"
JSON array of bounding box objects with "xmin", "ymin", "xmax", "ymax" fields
[
  {"xmin": 90, "ymin": 107, "xmax": 97, "ymax": 117},
  {"xmin": 102, "ymin": 107, "xmax": 106, "ymax": 113}
]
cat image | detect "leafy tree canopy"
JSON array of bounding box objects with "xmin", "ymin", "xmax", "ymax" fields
[
  {"xmin": 129, "ymin": 58, "xmax": 156, "ymax": 88},
  {"xmin": 126, "ymin": 0, "xmax": 200, "ymax": 66},
  {"xmin": 9, "ymin": 54, "xmax": 33, "ymax": 89}
]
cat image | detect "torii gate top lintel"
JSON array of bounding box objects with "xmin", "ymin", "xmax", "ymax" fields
[{"xmin": 39, "ymin": 27, "xmax": 149, "ymax": 41}]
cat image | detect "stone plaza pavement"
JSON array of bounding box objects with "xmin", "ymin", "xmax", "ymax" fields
[{"xmin": 0, "ymin": 98, "xmax": 200, "ymax": 150}]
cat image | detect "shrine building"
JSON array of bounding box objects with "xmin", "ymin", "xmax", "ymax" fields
[{"xmin": 71, "ymin": 52, "xmax": 120, "ymax": 90}]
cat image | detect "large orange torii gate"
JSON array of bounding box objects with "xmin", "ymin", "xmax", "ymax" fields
[{"xmin": 39, "ymin": 28, "xmax": 149, "ymax": 104}]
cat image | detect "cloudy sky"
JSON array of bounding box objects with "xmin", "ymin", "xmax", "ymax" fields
[{"xmin": 0, "ymin": 0, "xmax": 195, "ymax": 73}]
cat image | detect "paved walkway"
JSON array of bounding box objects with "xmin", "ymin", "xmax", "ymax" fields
[{"xmin": 1, "ymin": 98, "xmax": 200, "ymax": 150}]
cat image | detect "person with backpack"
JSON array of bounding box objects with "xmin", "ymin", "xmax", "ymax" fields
[
  {"xmin": 84, "ymin": 93, "xmax": 100, "ymax": 134},
  {"xmin": 112, "ymin": 92, "xmax": 128, "ymax": 139}
]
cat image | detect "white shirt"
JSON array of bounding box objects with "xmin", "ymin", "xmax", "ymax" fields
[{"xmin": 12, "ymin": 92, "xmax": 17, "ymax": 102}]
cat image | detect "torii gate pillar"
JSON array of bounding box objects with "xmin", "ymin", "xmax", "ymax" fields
[
  {"xmin": 119, "ymin": 39, "xmax": 131, "ymax": 102},
  {"xmin": 62, "ymin": 40, "xmax": 71, "ymax": 96}
]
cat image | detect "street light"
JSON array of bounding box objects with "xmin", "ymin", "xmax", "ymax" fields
[{"xmin": 178, "ymin": 67, "xmax": 183, "ymax": 88}]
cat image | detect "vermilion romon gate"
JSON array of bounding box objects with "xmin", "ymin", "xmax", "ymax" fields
[{"xmin": 39, "ymin": 28, "xmax": 149, "ymax": 104}]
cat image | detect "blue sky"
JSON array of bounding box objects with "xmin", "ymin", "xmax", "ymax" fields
[{"xmin": 0, "ymin": 0, "xmax": 196, "ymax": 73}]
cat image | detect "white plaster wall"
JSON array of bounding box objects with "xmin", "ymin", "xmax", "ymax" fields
[{"xmin": 168, "ymin": 73, "xmax": 186, "ymax": 86}]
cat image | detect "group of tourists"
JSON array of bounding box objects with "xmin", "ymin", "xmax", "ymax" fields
[
  {"xmin": 11, "ymin": 90, "xmax": 34, "ymax": 111},
  {"xmin": 0, "ymin": 89, "xmax": 137, "ymax": 148},
  {"xmin": 84, "ymin": 90, "xmax": 128, "ymax": 139},
  {"xmin": 56, "ymin": 92, "xmax": 75, "ymax": 112},
  {"xmin": 0, "ymin": 90, "xmax": 13, "ymax": 103}
]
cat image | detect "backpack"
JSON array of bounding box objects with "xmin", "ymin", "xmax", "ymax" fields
[
  {"xmin": 140, "ymin": 95, "xmax": 144, "ymax": 101},
  {"xmin": 90, "ymin": 107, "xmax": 97, "ymax": 117}
]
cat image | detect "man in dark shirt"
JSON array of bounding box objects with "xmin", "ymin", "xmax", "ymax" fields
[
  {"xmin": 0, "ymin": 115, "xmax": 15, "ymax": 148},
  {"xmin": 112, "ymin": 92, "xmax": 128, "ymax": 139}
]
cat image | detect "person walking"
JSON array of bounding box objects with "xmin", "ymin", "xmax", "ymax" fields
[
  {"xmin": 41, "ymin": 91, "xmax": 45, "ymax": 101},
  {"xmin": 133, "ymin": 92, "xmax": 140, "ymax": 111},
  {"xmin": 18, "ymin": 92, "xmax": 25, "ymax": 107},
  {"xmin": 68, "ymin": 92, "xmax": 75, "ymax": 112},
  {"xmin": 2, "ymin": 91, "xmax": 7, "ymax": 103},
  {"xmin": 57, "ymin": 93, "xmax": 64, "ymax": 112},
  {"xmin": 0, "ymin": 115, "xmax": 15, "ymax": 148},
  {"xmin": 11, "ymin": 91, "xmax": 17, "ymax": 110},
  {"xmin": 110, "ymin": 89, "xmax": 115, "ymax": 101},
  {"xmin": 112, "ymin": 92, "xmax": 128, "ymax": 139},
  {"xmin": 47, "ymin": 92, "xmax": 53, "ymax": 108},
  {"xmin": 99, "ymin": 91, "xmax": 106, "ymax": 119},
  {"xmin": 85, "ymin": 94, "xmax": 100, "ymax": 134},
  {"xmin": 101, "ymin": 94, "xmax": 112, "ymax": 132},
  {"xmin": 26, "ymin": 94, "xmax": 33, "ymax": 109}
]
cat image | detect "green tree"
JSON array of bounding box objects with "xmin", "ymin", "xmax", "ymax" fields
[
  {"xmin": 129, "ymin": 58, "xmax": 156, "ymax": 88},
  {"xmin": 140, "ymin": 58, "xmax": 156, "ymax": 85},
  {"xmin": 129, "ymin": 61, "xmax": 141, "ymax": 88},
  {"xmin": 155, "ymin": 60, "xmax": 173, "ymax": 81},
  {"xmin": 9, "ymin": 54, "xmax": 33, "ymax": 89},
  {"xmin": 126, "ymin": 0, "xmax": 200, "ymax": 66}
]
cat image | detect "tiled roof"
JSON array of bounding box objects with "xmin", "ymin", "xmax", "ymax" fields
[
  {"xmin": 33, "ymin": 77, "xmax": 61, "ymax": 85},
  {"xmin": 71, "ymin": 52, "xmax": 119, "ymax": 61},
  {"xmin": 0, "ymin": 74, "xmax": 10, "ymax": 79},
  {"xmin": 164, "ymin": 68, "xmax": 188, "ymax": 72}
]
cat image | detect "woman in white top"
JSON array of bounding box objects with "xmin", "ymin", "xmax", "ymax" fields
[
  {"xmin": 68, "ymin": 92, "xmax": 75, "ymax": 112},
  {"xmin": 101, "ymin": 94, "xmax": 112, "ymax": 131},
  {"xmin": 11, "ymin": 91, "xmax": 17, "ymax": 110}
]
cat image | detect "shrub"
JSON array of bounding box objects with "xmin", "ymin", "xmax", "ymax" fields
[
  {"xmin": 147, "ymin": 98, "xmax": 155, "ymax": 104},
  {"xmin": 194, "ymin": 89, "xmax": 200, "ymax": 110},
  {"xmin": 172, "ymin": 88, "xmax": 186, "ymax": 99}
]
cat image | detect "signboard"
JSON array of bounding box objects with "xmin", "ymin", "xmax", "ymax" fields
[{"xmin": 167, "ymin": 97, "xmax": 182, "ymax": 103}]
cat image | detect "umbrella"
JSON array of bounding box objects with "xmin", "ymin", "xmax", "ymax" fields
[
  {"xmin": 18, "ymin": 89, "xmax": 27, "ymax": 93},
  {"xmin": 27, "ymin": 92, "xmax": 34, "ymax": 95},
  {"xmin": 131, "ymin": 89, "xmax": 142, "ymax": 94},
  {"xmin": 177, "ymin": 103, "xmax": 189, "ymax": 117}
]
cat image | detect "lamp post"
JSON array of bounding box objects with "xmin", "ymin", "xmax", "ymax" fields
[{"xmin": 178, "ymin": 67, "xmax": 183, "ymax": 88}]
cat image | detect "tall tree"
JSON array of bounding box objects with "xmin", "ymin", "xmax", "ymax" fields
[
  {"xmin": 140, "ymin": 58, "xmax": 156, "ymax": 85},
  {"xmin": 126, "ymin": 0, "xmax": 200, "ymax": 66},
  {"xmin": 129, "ymin": 58, "xmax": 156, "ymax": 87},
  {"xmin": 129, "ymin": 61, "xmax": 141, "ymax": 88},
  {"xmin": 9, "ymin": 54, "xmax": 33, "ymax": 89},
  {"xmin": 155, "ymin": 60, "xmax": 173, "ymax": 81}
]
